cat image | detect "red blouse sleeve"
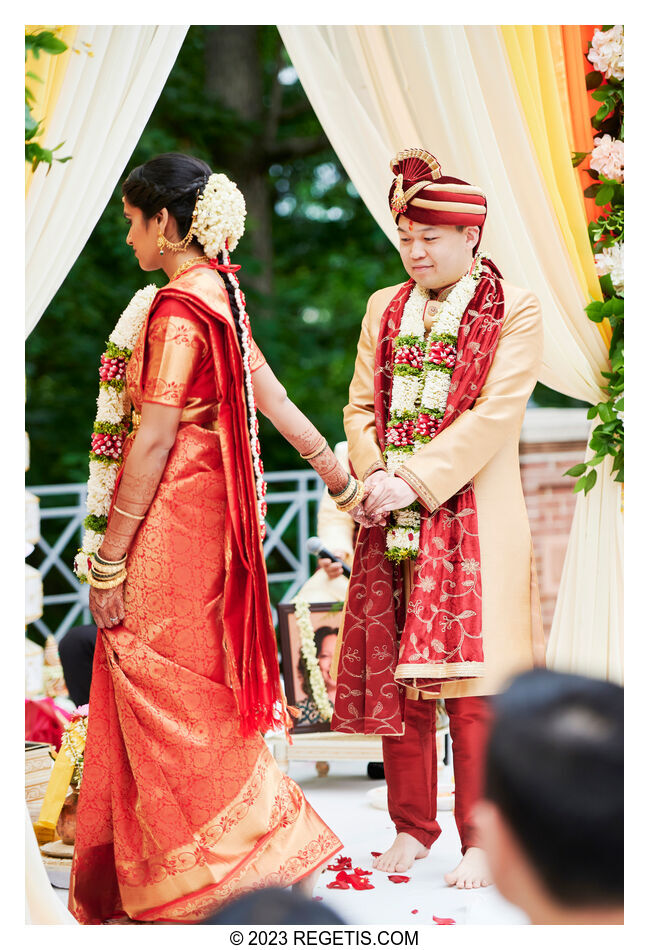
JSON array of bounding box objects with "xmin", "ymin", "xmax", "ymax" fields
[{"xmin": 142, "ymin": 301, "xmax": 209, "ymax": 408}]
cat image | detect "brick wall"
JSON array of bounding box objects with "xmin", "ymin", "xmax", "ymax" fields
[{"xmin": 519, "ymin": 409, "xmax": 589, "ymax": 639}]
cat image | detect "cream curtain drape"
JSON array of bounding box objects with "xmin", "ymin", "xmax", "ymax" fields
[
  {"xmin": 25, "ymin": 25, "xmax": 189, "ymax": 337},
  {"xmin": 279, "ymin": 24, "xmax": 622, "ymax": 682}
]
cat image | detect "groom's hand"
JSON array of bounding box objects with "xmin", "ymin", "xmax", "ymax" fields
[{"xmin": 363, "ymin": 474, "xmax": 417, "ymax": 521}]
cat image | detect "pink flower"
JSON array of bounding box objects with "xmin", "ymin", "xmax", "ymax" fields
[
  {"xmin": 590, "ymin": 135, "xmax": 624, "ymax": 183},
  {"xmin": 587, "ymin": 26, "xmax": 624, "ymax": 81}
]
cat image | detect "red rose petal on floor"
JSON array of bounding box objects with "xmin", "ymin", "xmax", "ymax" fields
[
  {"xmin": 411, "ymin": 910, "xmax": 419, "ymax": 915},
  {"xmin": 388, "ymin": 875, "xmax": 410, "ymax": 883},
  {"xmin": 349, "ymin": 877, "xmax": 375, "ymax": 891},
  {"xmin": 326, "ymin": 881, "xmax": 351, "ymax": 890},
  {"xmin": 354, "ymin": 867, "xmax": 372, "ymax": 876},
  {"xmin": 370, "ymin": 851, "xmax": 382, "ymax": 858},
  {"xmin": 313, "ymin": 896, "xmax": 323, "ymax": 901},
  {"xmin": 432, "ymin": 916, "xmax": 456, "ymax": 925}
]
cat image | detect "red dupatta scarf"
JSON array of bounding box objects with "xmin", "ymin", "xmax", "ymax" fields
[
  {"xmin": 134, "ymin": 274, "xmax": 288, "ymax": 737},
  {"xmin": 332, "ymin": 260, "xmax": 505, "ymax": 735}
]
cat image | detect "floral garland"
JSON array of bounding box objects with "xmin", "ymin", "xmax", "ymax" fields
[
  {"xmin": 59, "ymin": 705, "xmax": 89, "ymax": 790},
  {"xmin": 73, "ymin": 286, "xmax": 157, "ymax": 581},
  {"xmin": 294, "ymin": 596, "xmax": 333, "ymax": 722},
  {"xmin": 220, "ymin": 247, "xmax": 268, "ymax": 539},
  {"xmin": 384, "ymin": 254, "xmax": 484, "ymax": 562},
  {"xmin": 568, "ymin": 25, "xmax": 624, "ymax": 495}
]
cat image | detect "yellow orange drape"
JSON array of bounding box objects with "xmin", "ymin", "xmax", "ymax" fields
[
  {"xmin": 501, "ymin": 26, "xmax": 610, "ymax": 349},
  {"xmin": 25, "ymin": 25, "xmax": 78, "ymax": 195}
]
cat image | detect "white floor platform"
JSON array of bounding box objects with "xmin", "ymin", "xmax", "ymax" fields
[{"xmin": 50, "ymin": 759, "xmax": 527, "ymax": 926}]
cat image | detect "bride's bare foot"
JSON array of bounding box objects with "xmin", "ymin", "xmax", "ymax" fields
[
  {"xmin": 372, "ymin": 832, "xmax": 429, "ymax": 873},
  {"xmin": 293, "ymin": 864, "xmax": 323, "ymax": 899},
  {"xmin": 444, "ymin": 846, "xmax": 492, "ymax": 889}
]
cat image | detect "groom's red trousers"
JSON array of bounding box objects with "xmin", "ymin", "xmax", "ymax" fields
[{"xmin": 382, "ymin": 695, "xmax": 492, "ymax": 853}]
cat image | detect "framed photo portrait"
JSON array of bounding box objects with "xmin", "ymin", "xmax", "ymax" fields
[{"xmin": 277, "ymin": 601, "xmax": 343, "ymax": 733}]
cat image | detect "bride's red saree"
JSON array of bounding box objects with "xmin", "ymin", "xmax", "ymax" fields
[{"xmin": 68, "ymin": 268, "xmax": 341, "ymax": 923}]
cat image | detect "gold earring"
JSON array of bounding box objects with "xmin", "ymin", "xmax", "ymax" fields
[{"xmin": 157, "ymin": 232, "xmax": 165, "ymax": 256}]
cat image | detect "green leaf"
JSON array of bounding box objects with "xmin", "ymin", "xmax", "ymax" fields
[
  {"xmin": 34, "ymin": 33, "xmax": 68, "ymax": 55},
  {"xmin": 25, "ymin": 70, "xmax": 43, "ymax": 83},
  {"xmin": 587, "ymin": 406, "xmax": 598, "ymax": 420},
  {"xmin": 591, "ymin": 88, "xmax": 611, "ymax": 102},
  {"xmin": 25, "ymin": 103, "xmax": 39, "ymax": 136},
  {"xmin": 598, "ymin": 273, "xmax": 615, "ymax": 298},
  {"xmin": 588, "ymin": 454, "xmax": 607, "ymax": 467},
  {"xmin": 574, "ymin": 475, "xmax": 587, "ymax": 493},
  {"xmin": 585, "ymin": 70, "xmax": 603, "ymax": 90},
  {"xmin": 615, "ymin": 397, "xmax": 624, "ymax": 412},
  {"xmin": 583, "ymin": 184, "xmax": 600, "ymax": 199},
  {"xmin": 595, "ymin": 102, "xmax": 611, "ymax": 123},
  {"xmin": 595, "ymin": 185, "xmax": 615, "ymax": 207},
  {"xmin": 572, "ymin": 151, "xmax": 589, "ymax": 167},
  {"xmin": 564, "ymin": 463, "xmax": 587, "ymax": 478},
  {"xmin": 583, "ymin": 469, "xmax": 598, "ymax": 494}
]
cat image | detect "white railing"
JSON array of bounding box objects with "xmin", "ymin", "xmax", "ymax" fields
[{"xmin": 27, "ymin": 470, "xmax": 323, "ymax": 641}]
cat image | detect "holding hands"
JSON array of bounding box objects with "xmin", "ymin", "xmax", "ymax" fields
[{"xmin": 348, "ymin": 470, "xmax": 417, "ymax": 527}]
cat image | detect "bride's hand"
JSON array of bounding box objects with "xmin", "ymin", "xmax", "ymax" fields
[{"xmin": 89, "ymin": 584, "xmax": 126, "ymax": 629}]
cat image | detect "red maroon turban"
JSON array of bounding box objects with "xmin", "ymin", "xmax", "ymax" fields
[{"xmin": 388, "ymin": 147, "xmax": 487, "ymax": 248}]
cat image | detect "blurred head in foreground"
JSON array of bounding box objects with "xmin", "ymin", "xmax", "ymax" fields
[
  {"xmin": 474, "ymin": 669, "xmax": 623, "ymax": 924},
  {"xmin": 204, "ymin": 887, "xmax": 345, "ymax": 925}
]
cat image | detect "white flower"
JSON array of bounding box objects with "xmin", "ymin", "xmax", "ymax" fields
[
  {"xmin": 588, "ymin": 25, "xmax": 624, "ymax": 81},
  {"xmin": 594, "ymin": 242, "xmax": 624, "ymax": 296},
  {"xmin": 399, "ymin": 285, "xmax": 428, "ymax": 337},
  {"xmin": 395, "ymin": 508, "xmax": 420, "ymax": 528},
  {"xmin": 386, "ymin": 448, "xmax": 414, "ymax": 475},
  {"xmin": 81, "ymin": 529, "xmax": 103, "ymax": 554},
  {"xmin": 391, "ymin": 375, "xmax": 424, "ymax": 414},
  {"xmin": 109, "ymin": 285, "xmax": 157, "ymax": 351},
  {"xmin": 421, "ymin": 368, "xmax": 451, "ymax": 412},
  {"xmin": 96, "ymin": 386, "xmax": 129, "ymax": 425},
  {"xmin": 590, "ymin": 135, "xmax": 624, "ymax": 182},
  {"xmin": 193, "ymin": 173, "xmax": 246, "ymax": 258},
  {"xmin": 387, "ymin": 525, "xmax": 420, "ymax": 553}
]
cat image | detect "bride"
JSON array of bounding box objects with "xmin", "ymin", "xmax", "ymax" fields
[{"xmin": 68, "ymin": 153, "xmax": 368, "ymax": 923}]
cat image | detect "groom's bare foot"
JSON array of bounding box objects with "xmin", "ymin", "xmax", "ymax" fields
[
  {"xmin": 444, "ymin": 847, "xmax": 492, "ymax": 889},
  {"xmin": 373, "ymin": 832, "xmax": 429, "ymax": 873}
]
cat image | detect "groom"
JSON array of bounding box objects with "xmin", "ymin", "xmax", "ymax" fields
[{"xmin": 333, "ymin": 148, "xmax": 545, "ymax": 888}]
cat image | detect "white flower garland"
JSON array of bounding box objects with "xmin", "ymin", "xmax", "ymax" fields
[
  {"xmin": 385, "ymin": 255, "xmax": 484, "ymax": 562},
  {"xmin": 294, "ymin": 597, "xmax": 334, "ymax": 722},
  {"xmin": 74, "ymin": 285, "xmax": 157, "ymax": 581}
]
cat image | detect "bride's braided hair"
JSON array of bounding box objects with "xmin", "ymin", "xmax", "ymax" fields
[{"xmin": 122, "ymin": 152, "xmax": 211, "ymax": 239}]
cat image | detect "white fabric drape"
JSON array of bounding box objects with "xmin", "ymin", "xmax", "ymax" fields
[
  {"xmin": 25, "ymin": 26, "xmax": 189, "ymax": 337},
  {"xmin": 25, "ymin": 807, "xmax": 77, "ymax": 924},
  {"xmin": 280, "ymin": 24, "xmax": 623, "ymax": 682}
]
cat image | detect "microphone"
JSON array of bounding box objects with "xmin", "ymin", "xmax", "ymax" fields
[{"xmin": 306, "ymin": 536, "xmax": 352, "ymax": 578}]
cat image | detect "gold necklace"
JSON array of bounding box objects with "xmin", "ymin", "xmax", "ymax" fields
[{"xmin": 169, "ymin": 255, "xmax": 209, "ymax": 282}]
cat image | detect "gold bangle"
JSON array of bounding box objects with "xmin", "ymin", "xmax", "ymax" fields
[
  {"xmin": 328, "ymin": 473, "xmax": 352, "ymax": 500},
  {"xmin": 336, "ymin": 480, "xmax": 365, "ymax": 513},
  {"xmin": 93, "ymin": 552, "xmax": 126, "ymax": 567},
  {"xmin": 91, "ymin": 565, "xmax": 125, "ymax": 580},
  {"xmin": 113, "ymin": 505, "xmax": 146, "ymax": 521},
  {"xmin": 300, "ymin": 436, "xmax": 328, "ymax": 461},
  {"xmin": 87, "ymin": 570, "xmax": 127, "ymax": 589},
  {"xmin": 334, "ymin": 476, "xmax": 361, "ymax": 507}
]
